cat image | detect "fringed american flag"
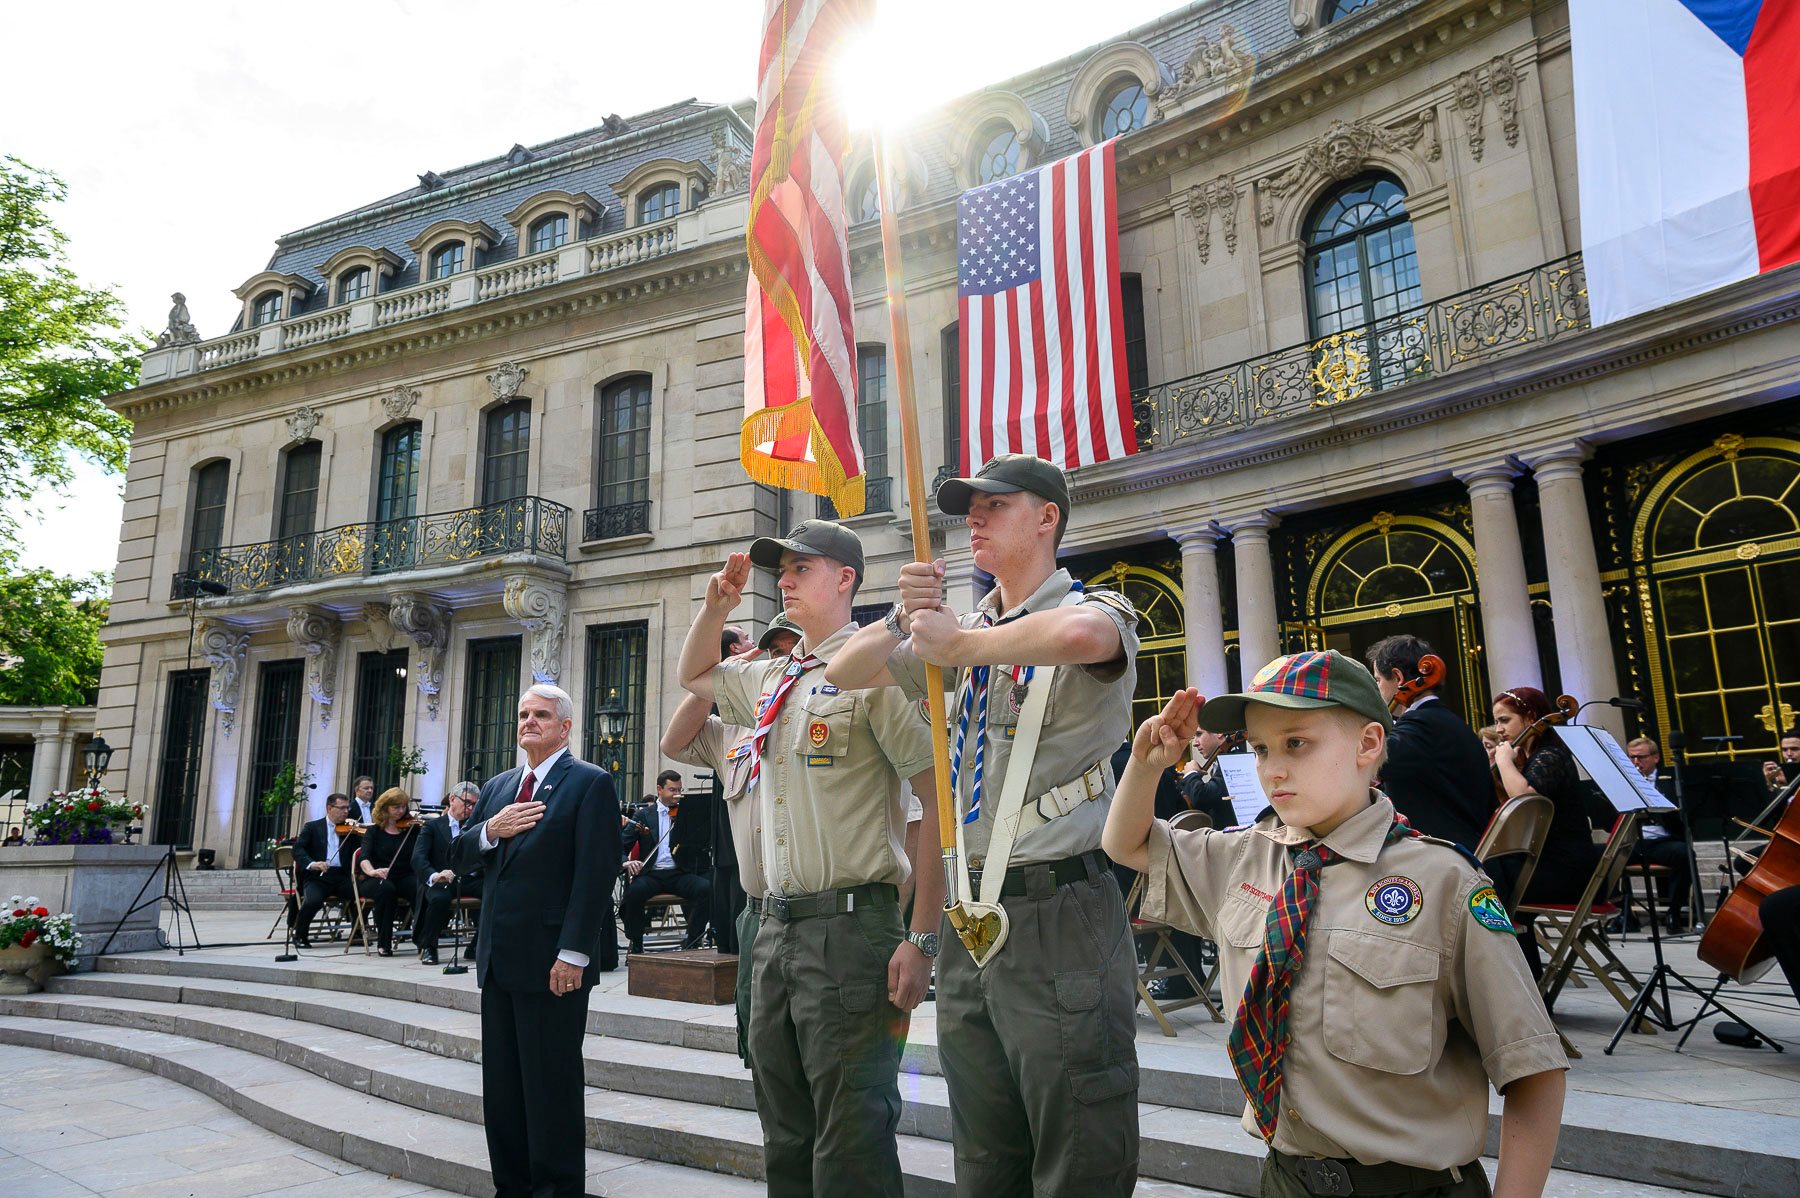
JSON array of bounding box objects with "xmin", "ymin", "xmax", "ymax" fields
[
  {"xmin": 957, "ymin": 138, "xmax": 1137, "ymax": 474},
  {"xmin": 741, "ymin": 0, "xmax": 869, "ymax": 517}
]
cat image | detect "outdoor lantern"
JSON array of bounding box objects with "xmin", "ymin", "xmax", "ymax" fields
[
  {"xmin": 83, "ymin": 734, "xmax": 115, "ymax": 782},
  {"xmin": 598, "ymin": 688, "xmax": 628, "ymax": 742}
]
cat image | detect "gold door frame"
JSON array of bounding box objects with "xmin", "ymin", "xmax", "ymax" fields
[{"xmin": 1087, "ymin": 561, "xmax": 1195, "ymax": 730}]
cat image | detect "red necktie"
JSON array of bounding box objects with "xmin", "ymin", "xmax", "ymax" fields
[{"xmin": 515, "ymin": 770, "xmax": 536, "ymax": 805}]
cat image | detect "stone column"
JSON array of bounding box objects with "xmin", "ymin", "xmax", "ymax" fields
[
  {"xmin": 1527, "ymin": 445, "xmax": 1627, "ymax": 739},
  {"xmin": 1171, "ymin": 522, "xmax": 1229, "ymax": 697},
  {"xmin": 27, "ymin": 728, "xmax": 60, "ymax": 805},
  {"xmin": 1459, "ymin": 464, "xmax": 1543, "ymax": 694},
  {"xmin": 1225, "ymin": 515, "xmax": 1281, "ymax": 678}
]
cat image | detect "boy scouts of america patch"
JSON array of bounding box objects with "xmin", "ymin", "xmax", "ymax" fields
[
  {"xmin": 809, "ymin": 721, "xmax": 830, "ymax": 748},
  {"xmin": 1468, "ymin": 885, "xmax": 1514, "ymax": 933},
  {"xmin": 1365, "ymin": 876, "xmax": 1423, "ymax": 925}
]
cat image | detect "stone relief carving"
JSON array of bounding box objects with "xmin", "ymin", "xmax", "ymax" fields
[
  {"xmin": 1256, "ymin": 115, "xmax": 1440, "ymax": 226},
  {"xmin": 1452, "ymin": 56, "xmax": 1523, "ymax": 163},
  {"xmin": 156, "ymin": 292, "xmax": 201, "ymax": 347},
  {"xmin": 388, "ymin": 592, "xmax": 451, "ymax": 719},
  {"xmin": 285, "ymin": 405, "xmax": 322, "ymax": 444},
  {"xmin": 361, "ymin": 602, "xmax": 395, "ymax": 648},
  {"xmin": 1185, "ymin": 175, "xmax": 1241, "ymax": 264},
  {"xmin": 713, "ymin": 129, "xmax": 752, "ymax": 196},
  {"xmin": 486, "ymin": 361, "xmax": 528, "ymax": 403},
  {"xmin": 503, "ymin": 575, "xmax": 568, "ymax": 685},
  {"xmin": 1289, "ymin": 0, "xmax": 1316, "ymax": 33},
  {"xmin": 198, "ymin": 621, "xmax": 250, "ymax": 737},
  {"xmin": 285, "ymin": 605, "xmax": 342, "ymax": 725},
  {"xmin": 1165, "ymin": 25, "xmax": 1252, "ymax": 102},
  {"xmin": 381, "ymin": 384, "xmax": 421, "ymax": 424},
  {"xmin": 1489, "ymin": 56, "xmax": 1521, "ymax": 150}
]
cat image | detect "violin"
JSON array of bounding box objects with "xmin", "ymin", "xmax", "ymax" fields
[
  {"xmin": 1197, "ymin": 730, "xmax": 1246, "ymax": 775},
  {"xmin": 333, "ymin": 821, "xmax": 366, "ymax": 836},
  {"xmin": 1388, "ymin": 654, "xmax": 1447, "ymax": 715},
  {"xmin": 1491, "ymin": 693, "xmax": 1579, "ymax": 803},
  {"xmin": 1699, "ymin": 772, "xmax": 1800, "ymax": 982}
]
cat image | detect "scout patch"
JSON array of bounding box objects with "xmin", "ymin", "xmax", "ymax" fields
[
  {"xmin": 919, "ymin": 698, "xmax": 932, "ymax": 724},
  {"xmin": 1365, "ymin": 875, "xmax": 1423, "ymax": 925},
  {"xmin": 808, "ymin": 721, "xmax": 830, "ymax": 748},
  {"xmin": 819, "ymin": 684, "xmax": 841, "ymax": 695},
  {"xmin": 1468, "ymin": 885, "xmax": 1514, "ymax": 933},
  {"xmin": 805, "ymin": 755, "xmax": 834, "ymax": 767}
]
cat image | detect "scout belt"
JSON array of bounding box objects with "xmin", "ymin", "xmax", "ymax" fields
[
  {"xmin": 1029, "ymin": 758, "xmax": 1112, "ymax": 824},
  {"xmin": 1269, "ymin": 1148, "xmax": 1466, "ymax": 1196},
  {"xmin": 745, "ymin": 896, "xmax": 762, "ymax": 914},
  {"xmin": 967, "ymin": 849, "xmax": 1107, "ymax": 899},
  {"xmin": 762, "ymin": 882, "xmax": 895, "ymax": 922}
]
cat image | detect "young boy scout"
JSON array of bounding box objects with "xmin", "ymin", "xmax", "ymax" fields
[
  {"xmin": 1103, "ymin": 652, "xmax": 1569, "ymax": 1198},
  {"xmin": 660, "ymin": 613, "xmax": 801, "ymax": 1066},
  {"xmin": 677, "ymin": 522, "xmax": 942, "ymax": 1198},
  {"xmin": 830, "ymin": 455, "xmax": 1142, "ymax": 1198}
]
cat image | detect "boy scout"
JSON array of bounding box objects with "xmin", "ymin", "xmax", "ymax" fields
[
  {"xmin": 1102, "ymin": 653, "xmax": 1568, "ymax": 1198},
  {"xmin": 830, "ymin": 454, "xmax": 1142, "ymax": 1198},
  {"xmin": 677, "ymin": 522, "xmax": 942, "ymax": 1198},
  {"xmin": 660, "ymin": 613, "xmax": 801, "ymax": 1066}
]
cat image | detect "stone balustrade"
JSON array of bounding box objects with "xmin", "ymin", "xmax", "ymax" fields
[
  {"xmin": 589, "ymin": 222, "xmax": 678, "ymax": 272},
  {"xmin": 476, "ymin": 252, "xmax": 559, "ymax": 302},
  {"xmin": 195, "ymin": 330, "xmax": 260, "ymax": 371},
  {"xmin": 374, "ymin": 282, "xmax": 452, "ymax": 329},
  {"xmin": 283, "ymin": 307, "xmax": 350, "ymax": 349}
]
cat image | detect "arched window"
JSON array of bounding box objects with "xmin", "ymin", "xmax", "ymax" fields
[
  {"xmin": 187, "ymin": 460, "xmax": 230, "ymax": 573},
  {"xmin": 852, "ymin": 169, "xmax": 881, "ymax": 224},
  {"xmin": 1097, "ymin": 79, "xmax": 1148, "ymax": 140},
  {"xmin": 941, "ymin": 322, "xmax": 962, "ymax": 475},
  {"xmin": 817, "ymin": 346, "xmax": 892, "ymax": 518},
  {"xmin": 975, "ymin": 124, "xmax": 1021, "ymax": 184},
  {"xmin": 428, "ymin": 241, "xmax": 465, "ymax": 280},
  {"xmin": 1651, "ymin": 449, "xmax": 1800, "ymax": 557},
  {"xmin": 336, "ymin": 268, "xmax": 371, "ymax": 304},
  {"xmin": 1305, "ymin": 175, "xmax": 1422, "ymax": 391},
  {"xmin": 276, "ymin": 442, "xmax": 321, "ymax": 542},
  {"xmin": 1325, "ymin": 0, "xmax": 1380, "ymax": 23},
  {"xmin": 376, "ymin": 422, "xmax": 422, "ymax": 524},
  {"xmin": 598, "ymin": 376, "xmax": 653, "ymax": 513},
  {"xmin": 481, "ymin": 399, "xmax": 532, "ymax": 505},
  {"xmin": 251, "ymin": 291, "xmax": 283, "ymax": 326},
  {"xmin": 637, "ymin": 183, "xmax": 682, "ymax": 224},
  {"xmin": 529, "ymin": 214, "xmax": 569, "ymax": 254}
]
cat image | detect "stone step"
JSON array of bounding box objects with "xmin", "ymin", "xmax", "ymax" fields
[{"xmin": 82, "ymin": 953, "xmax": 1800, "ymax": 1198}]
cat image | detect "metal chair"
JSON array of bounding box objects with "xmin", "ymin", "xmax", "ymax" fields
[
  {"xmin": 1474, "ymin": 795, "xmax": 1554, "ymax": 915},
  {"xmin": 344, "ymin": 847, "xmax": 414, "ymax": 956},
  {"xmin": 1520, "ymin": 812, "xmax": 1655, "ymax": 1021},
  {"xmin": 268, "ymin": 844, "xmax": 299, "ymax": 939},
  {"xmin": 1126, "ymin": 809, "xmax": 1222, "ymax": 1036}
]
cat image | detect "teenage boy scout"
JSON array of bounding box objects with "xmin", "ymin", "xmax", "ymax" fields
[
  {"xmin": 660, "ymin": 613, "xmax": 801, "ymax": 1066},
  {"xmin": 830, "ymin": 455, "xmax": 1142, "ymax": 1198},
  {"xmin": 677, "ymin": 522, "xmax": 941, "ymax": 1198},
  {"xmin": 1104, "ymin": 653, "xmax": 1569, "ymax": 1198}
]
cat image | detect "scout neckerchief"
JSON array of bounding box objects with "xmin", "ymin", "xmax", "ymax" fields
[
  {"xmin": 1228, "ymin": 811, "xmax": 1421, "ymax": 1140},
  {"xmin": 745, "ymin": 651, "xmax": 821, "ymax": 792}
]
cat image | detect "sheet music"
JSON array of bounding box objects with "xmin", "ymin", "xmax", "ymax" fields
[
  {"xmin": 1215, "ymin": 755, "xmax": 1269, "ymax": 826},
  {"xmin": 1554, "ymin": 725, "xmax": 1677, "ymax": 811}
]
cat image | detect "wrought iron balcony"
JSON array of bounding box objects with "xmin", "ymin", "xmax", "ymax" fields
[
  {"xmin": 1135, "ymin": 254, "xmax": 1589, "ymax": 448},
  {"xmin": 173, "ymin": 496, "xmax": 570, "ymax": 598},
  {"xmin": 583, "ymin": 498, "xmax": 653, "ymax": 541},
  {"xmin": 815, "ymin": 476, "xmax": 894, "ymax": 520}
]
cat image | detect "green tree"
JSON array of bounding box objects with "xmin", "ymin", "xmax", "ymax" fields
[
  {"xmin": 0, "ymin": 155, "xmax": 141, "ymax": 552},
  {"xmin": 0, "ymin": 565, "xmax": 109, "ymax": 706}
]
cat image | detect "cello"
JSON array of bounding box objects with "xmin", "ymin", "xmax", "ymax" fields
[
  {"xmin": 1388, "ymin": 653, "xmax": 1447, "ymax": 715},
  {"xmin": 1698, "ymin": 773, "xmax": 1800, "ymax": 982}
]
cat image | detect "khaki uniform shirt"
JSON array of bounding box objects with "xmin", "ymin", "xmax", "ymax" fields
[
  {"xmin": 716, "ymin": 621, "xmax": 934, "ymax": 896},
  {"xmin": 1142, "ymin": 793, "xmax": 1566, "ymax": 1170},
  {"xmin": 668, "ymin": 715, "xmax": 767, "ymax": 900},
  {"xmin": 889, "ymin": 568, "xmax": 1138, "ymax": 865}
]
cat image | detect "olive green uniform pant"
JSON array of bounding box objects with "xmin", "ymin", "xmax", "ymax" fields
[
  {"xmin": 936, "ymin": 857, "xmax": 1140, "ymax": 1197},
  {"xmin": 750, "ymin": 889, "xmax": 906, "ymax": 1197},
  {"xmin": 735, "ymin": 898, "xmax": 760, "ymax": 1066},
  {"xmin": 1260, "ymin": 1152, "xmax": 1492, "ymax": 1198}
]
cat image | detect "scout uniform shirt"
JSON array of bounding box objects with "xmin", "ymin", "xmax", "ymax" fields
[
  {"xmin": 1141, "ymin": 793, "xmax": 1567, "ymax": 1170},
  {"xmin": 889, "ymin": 568, "xmax": 1138, "ymax": 865},
  {"xmin": 715, "ymin": 621, "xmax": 934, "ymax": 897},
  {"xmin": 668, "ymin": 716, "xmax": 767, "ymax": 900}
]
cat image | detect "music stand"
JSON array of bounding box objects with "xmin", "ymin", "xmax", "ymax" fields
[{"xmin": 97, "ymin": 845, "xmax": 202, "ymax": 959}]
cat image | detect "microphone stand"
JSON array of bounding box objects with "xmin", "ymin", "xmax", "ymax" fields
[{"xmin": 442, "ymin": 867, "xmax": 469, "ymax": 976}]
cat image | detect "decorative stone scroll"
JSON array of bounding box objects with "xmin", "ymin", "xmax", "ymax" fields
[
  {"xmin": 486, "ymin": 361, "xmax": 528, "ymax": 404},
  {"xmin": 1256, "ymin": 114, "xmax": 1440, "ymax": 227},
  {"xmin": 1452, "ymin": 56, "xmax": 1523, "ymax": 163},
  {"xmin": 503, "ymin": 575, "xmax": 568, "ymax": 685},
  {"xmin": 286, "ymin": 605, "xmax": 341, "ymax": 725},
  {"xmin": 286, "ymin": 405, "xmax": 322, "ymax": 444},
  {"xmin": 388, "ymin": 592, "xmax": 451, "ymax": 720},
  {"xmin": 381, "ymin": 384, "xmax": 421, "ymax": 424},
  {"xmin": 1185, "ymin": 175, "xmax": 1241, "ymax": 264},
  {"xmin": 198, "ymin": 620, "xmax": 250, "ymax": 737}
]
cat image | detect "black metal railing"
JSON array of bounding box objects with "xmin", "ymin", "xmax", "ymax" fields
[
  {"xmin": 583, "ymin": 498, "xmax": 653, "ymax": 541},
  {"xmin": 815, "ymin": 475, "xmax": 893, "ymax": 520},
  {"xmin": 174, "ymin": 496, "xmax": 569, "ymax": 598}
]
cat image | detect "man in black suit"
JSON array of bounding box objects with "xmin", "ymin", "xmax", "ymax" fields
[
  {"xmin": 412, "ymin": 781, "xmax": 482, "ymax": 965},
  {"xmin": 1625, "ymin": 737, "xmax": 1695, "ymax": 930},
  {"xmin": 1368, "ymin": 634, "xmax": 1495, "ymax": 850},
  {"xmin": 291, "ymin": 794, "xmax": 361, "ymax": 948},
  {"xmin": 349, "ymin": 775, "xmax": 376, "ymax": 823},
  {"xmin": 452, "ymin": 683, "xmax": 618, "ymax": 1198},
  {"xmin": 620, "ymin": 770, "xmax": 712, "ymax": 953}
]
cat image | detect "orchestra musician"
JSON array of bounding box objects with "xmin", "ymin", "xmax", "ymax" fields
[
  {"xmin": 358, "ymin": 787, "xmax": 419, "ymax": 956},
  {"xmin": 412, "ymin": 781, "xmax": 482, "ymax": 965},
  {"xmin": 1178, "ymin": 727, "xmax": 1244, "ymax": 831},
  {"xmin": 1765, "ymin": 729, "xmax": 1800, "ymax": 794},
  {"xmin": 620, "ymin": 771, "xmax": 712, "ymax": 953},
  {"xmin": 291, "ymin": 793, "xmax": 361, "ymax": 949},
  {"xmin": 1367, "ymin": 634, "xmax": 1493, "ymax": 851},
  {"xmin": 349, "ymin": 775, "xmax": 376, "ymax": 823}
]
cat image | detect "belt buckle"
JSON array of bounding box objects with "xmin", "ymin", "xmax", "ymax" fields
[
  {"xmin": 769, "ymin": 897, "xmax": 791, "ymax": 920},
  {"xmin": 1298, "ymin": 1158, "xmax": 1354, "ymax": 1196}
]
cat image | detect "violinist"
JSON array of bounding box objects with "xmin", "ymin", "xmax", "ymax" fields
[
  {"xmin": 359, "ymin": 787, "xmax": 420, "ymax": 956},
  {"xmin": 1178, "ymin": 727, "xmax": 1246, "ymax": 831},
  {"xmin": 292, "ymin": 794, "xmax": 361, "ymax": 949},
  {"xmin": 1367, "ymin": 634, "xmax": 1493, "ymax": 851}
]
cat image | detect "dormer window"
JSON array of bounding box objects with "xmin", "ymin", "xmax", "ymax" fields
[
  {"xmin": 638, "ymin": 183, "xmax": 682, "ymax": 224},
  {"xmin": 429, "ymin": 242, "xmax": 466, "ymax": 280},
  {"xmin": 529, "ymin": 214, "xmax": 569, "ymax": 254},
  {"xmin": 232, "ymin": 270, "xmax": 313, "ymax": 331},
  {"xmin": 976, "ymin": 125, "xmax": 1021, "ymax": 184},
  {"xmin": 317, "ymin": 246, "xmax": 402, "ymax": 308},
  {"xmin": 504, "ymin": 190, "xmax": 601, "ymax": 258},
  {"xmin": 614, "ymin": 159, "xmax": 712, "ymax": 229},
  {"xmin": 1098, "ymin": 79, "xmax": 1148, "ymax": 139},
  {"xmin": 1325, "ymin": 0, "xmax": 1379, "ymax": 21},
  {"xmin": 853, "ymin": 170, "xmax": 880, "ymax": 224},
  {"xmin": 251, "ymin": 292, "xmax": 283, "ymax": 326},
  {"xmin": 337, "ymin": 268, "xmax": 371, "ymax": 303},
  {"xmin": 406, "ymin": 219, "xmax": 499, "ymax": 284}
]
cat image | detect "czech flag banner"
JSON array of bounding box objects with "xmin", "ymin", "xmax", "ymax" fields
[{"xmin": 1570, "ymin": 0, "xmax": 1800, "ymax": 326}]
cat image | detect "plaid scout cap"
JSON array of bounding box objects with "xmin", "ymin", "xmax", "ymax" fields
[
  {"xmin": 936, "ymin": 453, "xmax": 1072, "ymax": 524},
  {"xmin": 1197, "ymin": 649, "xmax": 1394, "ymax": 734},
  {"xmin": 757, "ymin": 613, "xmax": 802, "ymax": 652},
  {"xmin": 748, "ymin": 519, "xmax": 865, "ymax": 584}
]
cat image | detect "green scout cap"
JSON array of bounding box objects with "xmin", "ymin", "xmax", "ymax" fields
[
  {"xmin": 748, "ymin": 519, "xmax": 865, "ymax": 584},
  {"xmin": 1197, "ymin": 649, "xmax": 1393, "ymax": 734},
  {"xmin": 757, "ymin": 613, "xmax": 802, "ymax": 652},
  {"xmin": 936, "ymin": 453, "xmax": 1072, "ymax": 527}
]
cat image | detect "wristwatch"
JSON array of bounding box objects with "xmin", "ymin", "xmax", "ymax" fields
[
  {"xmin": 884, "ymin": 601, "xmax": 907, "ymax": 640},
  {"xmin": 905, "ymin": 929, "xmax": 940, "ymax": 958}
]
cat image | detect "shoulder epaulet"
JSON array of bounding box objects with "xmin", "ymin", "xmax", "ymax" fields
[
  {"xmin": 1410, "ymin": 831, "xmax": 1486, "ymax": 873},
  {"xmin": 1081, "ymin": 589, "xmax": 1136, "ymax": 618}
]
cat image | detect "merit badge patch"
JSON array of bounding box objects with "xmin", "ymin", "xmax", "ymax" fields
[
  {"xmin": 1468, "ymin": 886, "xmax": 1513, "ymax": 933},
  {"xmin": 1365, "ymin": 876, "xmax": 1423, "ymax": 926},
  {"xmin": 819, "ymin": 684, "xmax": 841, "ymax": 695},
  {"xmin": 805, "ymin": 755, "xmax": 834, "ymax": 768},
  {"xmin": 808, "ymin": 721, "xmax": 830, "ymax": 748}
]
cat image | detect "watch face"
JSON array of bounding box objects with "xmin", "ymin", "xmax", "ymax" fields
[{"xmin": 911, "ymin": 931, "xmax": 939, "ymax": 956}]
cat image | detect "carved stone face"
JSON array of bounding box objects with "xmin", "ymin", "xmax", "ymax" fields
[{"xmin": 1323, "ymin": 131, "xmax": 1362, "ymax": 180}]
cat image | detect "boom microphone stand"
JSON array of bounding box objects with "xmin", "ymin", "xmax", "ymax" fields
[{"xmin": 443, "ymin": 871, "xmax": 469, "ymax": 976}]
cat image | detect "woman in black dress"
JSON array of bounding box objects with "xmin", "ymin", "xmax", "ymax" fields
[{"xmin": 357, "ymin": 787, "xmax": 418, "ymax": 955}]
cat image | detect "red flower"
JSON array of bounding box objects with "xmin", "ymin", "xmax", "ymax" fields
[
  {"xmin": 132, "ymin": 806, "xmax": 142, "ymax": 816},
  {"xmin": 33, "ymin": 907, "xmax": 48, "ymax": 917},
  {"xmin": 20, "ymin": 929, "xmax": 37, "ymax": 947},
  {"xmin": 88, "ymin": 800, "xmax": 102, "ymax": 812},
  {"xmin": 10, "ymin": 909, "xmax": 22, "ymax": 917}
]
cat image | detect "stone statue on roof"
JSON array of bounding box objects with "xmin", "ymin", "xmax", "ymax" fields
[
  {"xmin": 156, "ymin": 292, "xmax": 201, "ymax": 347},
  {"xmin": 713, "ymin": 129, "xmax": 752, "ymax": 197}
]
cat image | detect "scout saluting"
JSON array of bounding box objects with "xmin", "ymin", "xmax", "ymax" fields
[
  {"xmin": 1102, "ymin": 652, "xmax": 1568, "ymax": 1198},
  {"xmin": 830, "ymin": 453, "xmax": 1142, "ymax": 1198},
  {"xmin": 677, "ymin": 522, "xmax": 941, "ymax": 1198}
]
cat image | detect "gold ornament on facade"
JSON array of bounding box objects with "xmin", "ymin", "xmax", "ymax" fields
[
  {"xmin": 1757, "ymin": 701, "xmax": 1797, "ymax": 735},
  {"xmin": 1309, "ymin": 332, "xmax": 1370, "ymax": 406},
  {"xmin": 1714, "ymin": 433, "xmax": 1745, "ymax": 461},
  {"xmin": 1371, "ymin": 512, "xmax": 1396, "ymax": 534},
  {"xmin": 1383, "ymin": 603, "xmax": 1403, "ymax": 618},
  {"xmin": 331, "ymin": 530, "xmax": 365, "ymax": 575},
  {"xmin": 1736, "ymin": 541, "xmax": 1761, "ymax": 560}
]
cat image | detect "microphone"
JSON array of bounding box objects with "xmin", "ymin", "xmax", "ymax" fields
[{"xmin": 1606, "ymin": 697, "xmax": 1646, "ymax": 710}]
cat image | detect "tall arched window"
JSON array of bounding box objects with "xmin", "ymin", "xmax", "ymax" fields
[
  {"xmin": 637, "ymin": 183, "xmax": 682, "ymax": 224},
  {"xmin": 187, "ymin": 460, "xmax": 230, "ymax": 573},
  {"xmin": 1097, "ymin": 79, "xmax": 1148, "ymax": 140},
  {"xmin": 273, "ymin": 441, "xmax": 321, "ymax": 583},
  {"xmin": 975, "ymin": 124, "xmax": 1021, "ymax": 184},
  {"xmin": 529, "ymin": 214, "xmax": 569, "ymax": 254},
  {"xmin": 852, "ymin": 169, "xmax": 880, "ymax": 224},
  {"xmin": 376, "ymin": 422, "xmax": 422, "ymax": 524},
  {"xmin": 251, "ymin": 292, "xmax": 283, "ymax": 326},
  {"xmin": 598, "ymin": 376, "xmax": 652, "ymax": 514},
  {"xmin": 481, "ymin": 399, "xmax": 532, "ymax": 505},
  {"xmin": 428, "ymin": 241, "xmax": 465, "ymax": 280},
  {"xmin": 1305, "ymin": 175, "xmax": 1423, "ymax": 391},
  {"xmin": 336, "ymin": 268, "xmax": 371, "ymax": 304},
  {"xmin": 941, "ymin": 322, "xmax": 962, "ymax": 476}
]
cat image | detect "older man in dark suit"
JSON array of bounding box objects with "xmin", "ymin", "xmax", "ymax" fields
[
  {"xmin": 412, "ymin": 781, "xmax": 482, "ymax": 965},
  {"xmin": 453, "ymin": 683, "xmax": 618, "ymax": 1198}
]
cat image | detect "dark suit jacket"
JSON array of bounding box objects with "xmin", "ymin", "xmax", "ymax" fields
[
  {"xmin": 412, "ymin": 815, "xmax": 483, "ymax": 886},
  {"xmin": 452, "ymin": 753, "xmax": 619, "ymax": 992},
  {"xmin": 627, "ymin": 801, "xmax": 708, "ymax": 874},
  {"xmin": 1380, "ymin": 698, "xmax": 1495, "ymax": 851},
  {"xmin": 292, "ymin": 817, "xmax": 360, "ymax": 875}
]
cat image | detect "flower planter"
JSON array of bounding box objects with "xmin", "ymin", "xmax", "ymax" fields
[{"xmin": 0, "ymin": 941, "xmax": 50, "ymax": 995}]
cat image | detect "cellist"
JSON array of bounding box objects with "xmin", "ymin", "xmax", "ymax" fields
[{"xmin": 1367, "ymin": 634, "xmax": 1493, "ymax": 851}]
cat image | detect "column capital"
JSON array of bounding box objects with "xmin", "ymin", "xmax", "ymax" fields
[
  {"xmin": 1455, "ymin": 458, "xmax": 1519, "ymax": 491},
  {"xmin": 1221, "ymin": 512, "xmax": 1277, "ymax": 540},
  {"xmin": 1522, "ymin": 441, "xmax": 1593, "ymax": 484},
  {"xmin": 1167, "ymin": 519, "xmax": 1222, "ymax": 548}
]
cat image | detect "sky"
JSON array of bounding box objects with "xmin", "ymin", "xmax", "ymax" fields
[{"xmin": 3, "ymin": 0, "xmax": 1184, "ymax": 577}]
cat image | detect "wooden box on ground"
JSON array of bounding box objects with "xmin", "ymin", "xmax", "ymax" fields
[{"xmin": 626, "ymin": 949, "xmax": 737, "ymax": 1004}]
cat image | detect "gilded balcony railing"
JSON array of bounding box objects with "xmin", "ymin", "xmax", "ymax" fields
[{"xmin": 175, "ymin": 496, "xmax": 569, "ymax": 598}]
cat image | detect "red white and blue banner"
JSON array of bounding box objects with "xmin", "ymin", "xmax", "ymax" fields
[{"xmin": 1570, "ymin": 0, "xmax": 1800, "ymax": 325}]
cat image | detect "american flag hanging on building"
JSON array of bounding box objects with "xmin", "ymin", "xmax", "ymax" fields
[{"xmin": 958, "ymin": 139, "xmax": 1137, "ymax": 473}]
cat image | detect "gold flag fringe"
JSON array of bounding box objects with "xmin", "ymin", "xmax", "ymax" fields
[{"xmin": 740, "ymin": 398, "xmax": 866, "ymax": 519}]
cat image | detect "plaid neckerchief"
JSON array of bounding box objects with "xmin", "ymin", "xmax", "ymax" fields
[
  {"xmin": 1227, "ymin": 812, "xmax": 1420, "ymax": 1140},
  {"xmin": 745, "ymin": 652, "xmax": 821, "ymax": 792}
]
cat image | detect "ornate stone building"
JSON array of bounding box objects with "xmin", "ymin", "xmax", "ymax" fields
[{"xmin": 100, "ymin": 0, "xmax": 1800, "ymax": 865}]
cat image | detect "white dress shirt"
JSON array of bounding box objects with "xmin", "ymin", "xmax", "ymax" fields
[{"xmin": 650, "ymin": 802, "xmax": 678, "ymax": 871}]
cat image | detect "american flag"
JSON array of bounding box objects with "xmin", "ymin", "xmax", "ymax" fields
[{"xmin": 958, "ymin": 139, "xmax": 1137, "ymax": 473}]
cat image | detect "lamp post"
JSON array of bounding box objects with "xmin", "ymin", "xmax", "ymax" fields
[
  {"xmin": 82, "ymin": 735, "xmax": 115, "ymax": 789},
  {"xmin": 597, "ymin": 688, "xmax": 627, "ymax": 777}
]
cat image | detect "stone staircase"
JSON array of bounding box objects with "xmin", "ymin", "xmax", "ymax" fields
[
  {"xmin": 0, "ymin": 953, "xmax": 1792, "ymax": 1198},
  {"xmin": 177, "ymin": 867, "xmax": 284, "ymax": 910}
]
